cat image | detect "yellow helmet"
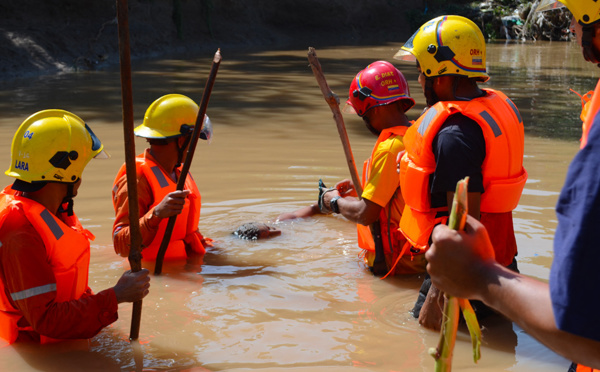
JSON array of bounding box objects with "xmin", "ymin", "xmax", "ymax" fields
[
  {"xmin": 5, "ymin": 109, "xmax": 107, "ymax": 185},
  {"xmin": 394, "ymin": 15, "xmax": 489, "ymax": 82},
  {"xmin": 135, "ymin": 94, "xmax": 199, "ymax": 139},
  {"xmin": 537, "ymin": 0, "xmax": 600, "ymax": 26}
]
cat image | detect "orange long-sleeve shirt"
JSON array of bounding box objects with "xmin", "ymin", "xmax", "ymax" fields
[{"xmin": 0, "ymin": 207, "xmax": 117, "ymax": 342}]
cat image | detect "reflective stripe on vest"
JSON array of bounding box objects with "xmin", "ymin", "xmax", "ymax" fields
[
  {"xmin": 399, "ymin": 89, "xmax": 527, "ymax": 250},
  {"xmin": 0, "ymin": 187, "xmax": 91, "ymax": 345},
  {"xmin": 417, "ymin": 106, "xmax": 504, "ymax": 139}
]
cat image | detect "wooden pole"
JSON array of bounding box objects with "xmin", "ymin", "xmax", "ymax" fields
[
  {"xmin": 307, "ymin": 48, "xmax": 363, "ymax": 194},
  {"xmin": 116, "ymin": 0, "xmax": 144, "ymax": 340},
  {"xmin": 154, "ymin": 49, "xmax": 222, "ymax": 275},
  {"xmin": 307, "ymin": 47, "xmax": 387, "ymax": 275}
]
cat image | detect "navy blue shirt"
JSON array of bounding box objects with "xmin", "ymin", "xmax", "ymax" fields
[{"xmin": 551, "ymin": 110, "xmax": 600, "ymax": 342}]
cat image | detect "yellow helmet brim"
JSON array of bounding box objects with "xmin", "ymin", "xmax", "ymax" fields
[{"xmin": 134, "ymin": 123, "xmax": 184, "ymax": 139}]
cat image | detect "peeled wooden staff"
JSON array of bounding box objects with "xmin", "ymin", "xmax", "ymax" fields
[
  {"xmin": 154, "ymin": 49, "xmax": 222, "ymax": 275},
  {"xmin": 116, "ymin": 0, "xmax": 143, "ymax": 340},
  {"xmin": 307, "ymin": 47, "xmax": 387, "ymax": 275},
  {"xmin": 429, "ymin": 177, "xmax": 481, "ymax": 371}
]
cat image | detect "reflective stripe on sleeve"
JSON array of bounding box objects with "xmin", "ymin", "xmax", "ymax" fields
[{"xmin": 10, "ymin": 283, "xmax": 57, "ymax": 301}]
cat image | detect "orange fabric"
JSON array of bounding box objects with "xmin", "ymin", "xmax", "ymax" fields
[
  {"xmin": 356, "ymin": 126, "xmax": 426, "ymax": 275},
  {"xmin": 399, "ymin": 89, "xmax": 526, "ymax": 265},
  {"xmin": 576, "ymin": 365, "xmax": 599, "ymax": 372},
  {"xmin": 0, "ymin": 186, "xmax": 117, "ymax": 345},
  {"xmin": 112, "ymin": 150, "xmax": 209, "ymax": 262},
  {"xmin": 580, "ymin": 80, "xmax": 600, "ymax": 149}
]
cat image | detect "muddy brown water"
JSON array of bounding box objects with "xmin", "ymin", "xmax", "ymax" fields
[{"xmin": 0, "ymin": 40, "xmax": 597, "ymax": 371}]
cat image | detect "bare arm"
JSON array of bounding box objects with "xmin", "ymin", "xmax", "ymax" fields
[
  {"xmin": 480, "ymin": 264, "xmax": 600, "ymax": 368},
  {"xmin": 276, "ymin": 204, "xmax": 321, "ymax": 222},
  {"xmin": 323, "ymin": 189, "xmax": 382, "ymax": 226},
  {"xmin": 427, "ymin": 217, "xmax": 600, "ymax": 368}
]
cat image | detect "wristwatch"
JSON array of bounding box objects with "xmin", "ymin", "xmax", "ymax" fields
[{"xmin": 330, "ymin": 196, "xmax": 341, "ymax": 214}]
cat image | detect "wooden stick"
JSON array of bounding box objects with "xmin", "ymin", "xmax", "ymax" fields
[
  {"xmin": 307, "ymin": 47, "xmax": 387, "ymax": 275},
  {"xmin": 154, "ymin": 49, "xmax": 222, "ymax": 275},
  {"xmin": 307, "ymin": 47, "xmax": 362, "ymax": 194},
  {"xmin": 116, "ymin": 0, "xmax": 144, "ymax": 340}
]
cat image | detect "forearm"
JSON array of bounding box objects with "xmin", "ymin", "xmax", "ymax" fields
[
  {"xmin": 337, "ymin": 197, "xmax": 376, "ymax": 226},
  {"xmin": 113, "ymin": 208, "xmax": 161, "ymax": 257},
  {"xmin": 481, "ymin": 264, "xmax": 600, "ymax": 367},
  {"xmin": 21, "ymin": 289, "xmax": 118, "ymax": 340}
]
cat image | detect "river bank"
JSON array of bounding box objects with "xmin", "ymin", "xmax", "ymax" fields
[
  {"xmin": 3, "ymin": 0, "xmax": 572, "ymax": 82},
  {"xmin": 1, "ymin": 0, "xmax": 429, "ymax": 81}
]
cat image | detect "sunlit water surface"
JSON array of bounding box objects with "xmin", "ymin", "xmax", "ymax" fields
[{"xmin": 0, "ymin": 40, "xmax": 597, "ymax": 371}]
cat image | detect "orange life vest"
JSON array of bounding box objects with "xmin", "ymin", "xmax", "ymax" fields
[
  {"xmin": 114, "ymin": 156, "xmax": 204, "ymax": 261},
  {"xmin": 0, "ymin": 186, "xmax": 92, "ymax": 345},
  {"xmin": 357, "ymin": 126, "xmax": 408, "ymax": 260},
  {"xmin": 580, "ymin": 79, "xmax": 600, "ymax": 149},
  {"xmin": 399, "ymin": 89, "xmax": 528, "ymax": 251},
  {"xmin": 576, "ymin": 364, "xmax": 600, "ymax": 372}
]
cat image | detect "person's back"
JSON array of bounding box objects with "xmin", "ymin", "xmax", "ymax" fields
[
  {"xmin": 425, "ymin": 1, "xmax": 600, "ymax": 369},
  {"xmin": 394, "ymin": 15, "xmax": 527, "ymax": 327}
]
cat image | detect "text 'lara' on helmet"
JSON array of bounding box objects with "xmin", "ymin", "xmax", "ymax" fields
[
  {"xmin": 344, "ymin": 61, "xmax": 415, "ymax": 117},
  {"xmin": 135, "ymin": 94, "xmax": 199, "ymax": 139},
  {"xmin": 536, "ymin": 0, "xmax": 600, "ymax": 26},
  {"xmin": 5, "ymin": 109, "xmax": 108, "ymax": 184},
  {"xmin": 394, "ymin": 15, "xmax": 489, "ymax": 82}
]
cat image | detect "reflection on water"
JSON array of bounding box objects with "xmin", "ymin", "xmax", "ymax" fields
[
  {"xmin": 0, "ymin": 41, "xmax": 583, "ymax": 371},
  {"xmin": 487, "ymin": 41, "xmax": 599, "ymax": 139}
]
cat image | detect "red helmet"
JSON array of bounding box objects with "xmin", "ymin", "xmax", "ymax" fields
[{"xmin": 345, "ymin": 61, "xmax": 415, "ymax": 117}]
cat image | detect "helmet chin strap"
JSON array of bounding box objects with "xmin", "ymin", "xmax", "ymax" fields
[
  {"xmin": 581, "ymin": 26, "xmax": 600, "ymax": 65},
  {"xmin": 58, "ymin": 182, "xmax": 75, "ymax": 216},
  {"xmin": 175, "ymin": 134, "xmax": 192, "ymax": 168}
]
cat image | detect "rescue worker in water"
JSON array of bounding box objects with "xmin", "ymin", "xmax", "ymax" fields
[
  {"xmin": 394, "ymin": 15, "xmax": 527, "ymax": 329},
  {"xmin": 0, "ymin": 110, "xmax": 150, "ymax": 344},
  {"xmin": 112, "ymin": 94, "xmax": 212, "ymax": 269},
  {"xmin": 424, "ymin": 1, "xmax": 600, "ymax": 370},
  {"xmin": 319, "ymin": 60, "xmax": 427, "ymax": 276}
]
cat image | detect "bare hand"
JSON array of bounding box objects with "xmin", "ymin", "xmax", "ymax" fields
[
  {"xmin": 321, "ymin": 188, "xmax": 341, "ymax": 211},
  {"xmin": 426, "ymin": 215, "xmax": 496, "ymax": 300},
  {"xmin": 153, "ymin": 190, "xmax": 191, "ymax": 219},
  {"xmin": 335, "ymin": 179, "xmax": 357, "ymax": 197},
  {"xmin": 418, "ymin": 285, "xmax": 445, "ymax": 331},
  {"xmin": 113, "ymin": 269, "xmax": 150, "ymax": 303}
]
